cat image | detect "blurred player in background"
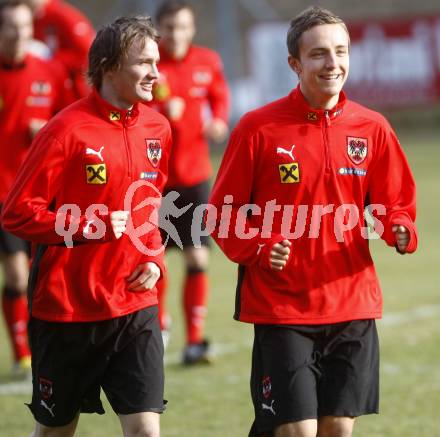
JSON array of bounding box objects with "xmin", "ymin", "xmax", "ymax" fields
[
  {"xmin": 0, "ymin": 0, "xmax": 71, "ymax": 377},
  {"xmin": 25, "ymin": 0, "xmax": 95, "ymax": 99},
  {"xmin": 209, "ymin": 6, "xmax": 417, "ymax": 437},
  {"xmin": 152, "ymin": 0, "xmax": 230, "ymax": 364},
  {"xmin": 2, "ymin": 15, "xmax": 170, "ymax": 436}
]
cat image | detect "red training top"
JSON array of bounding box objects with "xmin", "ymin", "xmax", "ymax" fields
[
  {"xmin": 209, "ymin": 86, "xmax": 417, "ymax": 325},
  {"xmin": 0, "ymin": 53, "xmax": 71, "ymax": 203},
  {"xmin": 2, "ymin": 90, "xmax": 171, "ymax": 323},
  {"xmin": 152, "ymin": 44, "xmax": 230, "ymax": 187}
]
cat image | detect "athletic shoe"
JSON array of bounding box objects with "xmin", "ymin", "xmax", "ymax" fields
[{"xmin": 182, "ymin": 339, "xmax": 212, "ymax": 365}]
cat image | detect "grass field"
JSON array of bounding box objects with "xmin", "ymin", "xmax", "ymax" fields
[{"xmin": 0, "ymin": 129, "xmax": 439, "ymax": 436}]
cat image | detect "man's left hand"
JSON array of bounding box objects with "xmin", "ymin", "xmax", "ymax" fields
[
  {"xmin": 392, "ymin": 225, "xmax": 410, "ymax": 254},
  {"xmin": 126, "ymin": 262, "xmax": 161, "ymax": 291}
]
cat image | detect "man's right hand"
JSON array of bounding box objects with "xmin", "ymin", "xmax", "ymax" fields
[
  {"xmin": 269, "ymin": 239, "xmax": 292, "ymax": 271},
  {"xmin": 110, "ymin": 211, "xmax": 130, "ymax": 239}
]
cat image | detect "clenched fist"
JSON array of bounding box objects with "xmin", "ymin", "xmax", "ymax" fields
[
  {"xmin": 110, "ymin": 211, "xmax": 130, "ymax": 239},
  {"xmin": 269, "ymin": 239, "xmax": 292, "ymax": 271},
  {"xmin": 392, "ymin": 225, "xmax": 410, "ymax": 254}
]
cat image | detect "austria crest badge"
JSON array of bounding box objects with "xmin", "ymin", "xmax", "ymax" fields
[
  {"xmin": 146, "ymin": 139, "xmax": 162, "ymax": 168},
  {"xmin": 262, "ymin": 376, "xmax": 272, "ymax": 399},
  {"xmin": 347, "ymin": 136, "xmax": 368, "ymax": 165}
]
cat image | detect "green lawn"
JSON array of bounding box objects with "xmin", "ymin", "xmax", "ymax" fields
[{"xmin": 0, "ymin": 129, "xmax": 438, "ymax": 436}]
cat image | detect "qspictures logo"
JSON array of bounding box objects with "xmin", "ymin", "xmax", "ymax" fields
[{"xmin": 54, "ymin": 180, "xmax": 386, "ymax": 255}]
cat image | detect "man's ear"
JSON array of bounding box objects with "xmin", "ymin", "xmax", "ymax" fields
[{"xmin": 288, "ymin": 55, "xmax": 301, "ymax": 77}]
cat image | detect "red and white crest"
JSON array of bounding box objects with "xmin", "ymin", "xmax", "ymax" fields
[
  {"xmin": 262, "ymin": 376, "xmax": 272, "ymax": 399},
  {"xmin": 146, "ymin": 139, "xmax": 162, "ymax": 168},
  {"xmin": 39, "ymin": 377, "xmax": 53, "ymax": 400},
  {"xmin": 347, "ymin": 137, "xmax": 368, "ymax": 165}
]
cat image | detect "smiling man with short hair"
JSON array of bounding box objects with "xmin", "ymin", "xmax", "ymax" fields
[{"xmin": 209, "ymin": 6, "xmax": 417, "ymax": 437}]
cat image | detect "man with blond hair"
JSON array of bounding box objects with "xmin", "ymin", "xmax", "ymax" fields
[{"xmin": 2, "ymin": 15, "xmax": 171, "ymax": 437}]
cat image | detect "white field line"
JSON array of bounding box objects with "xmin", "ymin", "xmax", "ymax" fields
[
  {"xmin": 380, "ymin": 304, "xmax": 440, "ymax": 326},
  {"xmin": 0, "ymin": 379, "xmax": 32, "ymax": 396},
  {"xmin": 0, "ymin": 304, "xmax": 439, "ymax": 396}
]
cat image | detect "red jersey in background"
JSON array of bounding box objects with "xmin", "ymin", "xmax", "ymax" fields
[
  {"xmin": 0, "ymin": 53, "xmax": 71, "ymax": 203},
  {"xmin": 152, "ymin": 45, "xmax": 230, "ymax": 187}
]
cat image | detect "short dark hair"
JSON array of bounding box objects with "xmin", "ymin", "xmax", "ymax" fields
[
  {"xmin": 155, "ymin": 0, "xmax": 194, "ymax": 24},
  {"xmin": 287, "ymin": 6, "xmax": 349, "ymax": 58},
  {"xmin": 0, "ymin": 0, "xmax": 29, "ymax": 28},
  {"xmin": 87, "ymin": 15, "xmax": 160, "ymax": 89}
]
